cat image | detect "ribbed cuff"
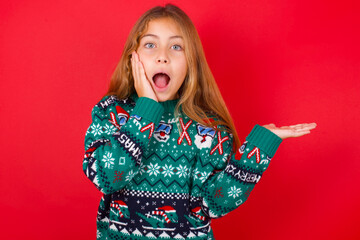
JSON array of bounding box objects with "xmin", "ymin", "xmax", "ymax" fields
[
  {"xmin": 132, "ymin": 97, "xmax": 164, "ymax": 125},
  {"xmin": 246, "ymin": 124, "xmax": 282, "ymax": 157}
]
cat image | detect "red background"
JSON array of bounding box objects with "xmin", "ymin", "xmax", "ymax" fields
[{"xmin": 1, "ymin": 0, "xmax": 359, "ymax": 239}]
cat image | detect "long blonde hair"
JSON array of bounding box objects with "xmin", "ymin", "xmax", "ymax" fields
[{"xmin": 103, "ymin": 3, "xmax": 241, "ymax": 150}]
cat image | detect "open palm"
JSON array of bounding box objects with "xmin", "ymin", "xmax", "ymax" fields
[{"xmin": 262, "ymin": 123, "xmax": 317, "ymax": 140}]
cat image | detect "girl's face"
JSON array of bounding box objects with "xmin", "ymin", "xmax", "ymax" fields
[{"xmin": 136, "ymin": 18, "xmax": 188, "ymax": 102}]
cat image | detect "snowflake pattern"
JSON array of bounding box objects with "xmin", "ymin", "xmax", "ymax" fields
[
  {"xmin": 91, "ymin": 123, "xmax": 103, "ymax": 136},
  {"xmin": 125, "ymin": 170, "xmax": 136, "ymax": 181},
  {"xmin": 147, "ymin": 163, "xmax": 160, "ymax": 176},
  {"xmin": 84, "ymin": 103, "xmax": 276, "ymax": 227},
  {"xmin": 138, "ymin": 162, "xmax": 147, "ymax": 175},
  {"xmin": 103, "ymin": 124, "xmax": 117, "ymax": 135},
  {"xmin": 199, "ymin": 171, "xmax": 209, "ymax": 182},
  {"xmin": 102, "ymin": 152, "xmax": 115, "ymax": 169},
  {"xmin": 162, "ymin": 164, "xmax": 174, "ymax": 177},
  {"xmin": 192, "ymin": 168, "xmax": 201, "ymax": 180},
  {"xmin": 228, "ymin": 186, "xmax": 242, "ymax": 199},
  {"xmin": 96, "ymin": 230, "xmax": 102, "ymax": 239},
  {"xmin": 218, "ymin": 171, "xmax": 224, "ymax": 181},
  {"xmin": 176, "ymin": 165, "xmax": 188, "ymax": 178}
]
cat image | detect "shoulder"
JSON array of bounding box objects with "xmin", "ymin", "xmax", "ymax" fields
[
  {"xmin": 199, "ymin": 114, "xmax": 233, "ymax": 140},
  {"xmin": 95, "ymin": 95, "xmax": 135, "ymax": 110},
  {"xmin": 211, "ymin": 126, "xmax": 234, "ymax": 149},
  {"xmin": 208, "ymin": 118, "xmax": 234, "ymax": 151},
  {"xmin": 92, "ymin": 94, "xmax": 137, "ymax": 114}
]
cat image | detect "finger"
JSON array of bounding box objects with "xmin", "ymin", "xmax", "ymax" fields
[
  {"xmin": 136, "ymin": 51, "xmax": 141, "ymax": 62},
  {"xmin": 138, "ymin": 61, "xmax": 156, "ymax": 92},
  {"xmin": 133, "ymin": 55, "xmax": 141, "ymax": 89},
  {"xmin": 306, "ymin": 123, "xmax": 317, "ymax": 129},
  {"xmin": 136, "ymin": 62, "xmax": 143, "ymax": 90},
  {"xmin": 131, "ymin": 55, "xmax": 135, "ymax": 78},
  {"xmin": 294, "ymin": 123, "xmax": 317, "ymax": 130},
  {"xmin": 302, "ymin": 124, "xmax": 317, "ymax": 130},
  {"xmin": 284, "ymin": 129, "xmax": 310, "ymax": 138},
  {"xmin": 131, "ymin": 55, "xmax": 138, "ymax": 87},
  {"xmin": 136, "ymin": 54, "xmax": 150, "ymax": 83},
  {"xmin": 288, "ymin": 123, "xmax": 317, "ymax": 128},
  {"xmin": 291, "ymin": 124, "xmax": 314, "ymax": 131},
  {"xmin": 293, "ymin": 130, "xmax": 311, "ymax": 137},
  {"xmin": 134, "ymin": 52, "xmax": 142, "ymax": 82},
  {"xmin": 138, "ymin": 60, "xmax": 147, "ymax": 81},
  {"xmin": 134, "ymin": 51, "xmax": 140, "ymax": 62},
  {"xmin": 134, "ymin": 57, "xmax": 141, "ymax": 85},
  {"xmin": 288, "ymin": 124, "xmax": 305, "ymax": 128}
]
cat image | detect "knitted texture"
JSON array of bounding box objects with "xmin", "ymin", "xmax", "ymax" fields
[{"xmin": 83, "ymin": 92, "xmax": 282, "ymax": 240}]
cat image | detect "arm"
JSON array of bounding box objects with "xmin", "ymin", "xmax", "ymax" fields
[
  {"xmin": 199, "ymin": 124, "xmax": 282, "ymax": 218},
  {"xmin": 83, "ymin": 95, "xmax": 164, "ymax": 194}
]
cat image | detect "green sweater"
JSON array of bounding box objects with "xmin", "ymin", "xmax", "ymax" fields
[{"xmin": 83, "ymin": 92, "xmax": 282, "ymax": 240}]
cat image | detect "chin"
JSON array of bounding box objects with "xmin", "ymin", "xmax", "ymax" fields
[
  {"xmin": 157, "ymin": 96, "xmax": 170, "ymax": 102},
  {"xmin": 157, "ymin": 94, "xmax": 174, "ymax": 102}
]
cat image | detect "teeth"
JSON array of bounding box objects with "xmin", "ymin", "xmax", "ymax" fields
[{"xmin": 153, "ymin": 73, "xmax": 169, "ymax": 80}]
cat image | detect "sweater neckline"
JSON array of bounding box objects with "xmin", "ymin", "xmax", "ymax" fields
[{"xmin": 130, "ymin": 92, "xmax": 180, "ymax": 112}]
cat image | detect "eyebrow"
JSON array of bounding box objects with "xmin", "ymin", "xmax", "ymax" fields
[{"xmin": 142, "ymin": 34, "xmax": 183, "ymax": 40}]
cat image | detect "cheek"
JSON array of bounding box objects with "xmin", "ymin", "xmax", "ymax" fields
[
  {"xmin": 179, "ymin": 59, "xmax": 188, "ymax": 77},
  {"xmin": 137, "ymin": 50, "xmax": 146, "ymax": 63},
  {"xmin": 137, "ymin": 53, "xmax": 151, "ymax": 73},
  {"xmin": 176, "ymin": 61, "xmax": 187, "ymax": 86}
]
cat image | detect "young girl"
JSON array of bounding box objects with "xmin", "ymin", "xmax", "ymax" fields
[{"xmin": 83, "ymin": 4, "xmax": 316, "ymax": 240}]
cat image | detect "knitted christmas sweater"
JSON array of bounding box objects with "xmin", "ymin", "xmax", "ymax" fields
[{"xmin": 83, "ymin": 92, "xmax": 282, "ymax": 240}]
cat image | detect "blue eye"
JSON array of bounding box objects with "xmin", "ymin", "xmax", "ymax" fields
[
  {"xmin": 172, "ymin": 45, "xmax": 182, "ymax": 51},
  {"xmin": 144, "ymin": 43, "xmax": 183, "ymax": 50},
  {"xmin": 144, "ymin": 43, "xmax": 155, "ymax": 48}
]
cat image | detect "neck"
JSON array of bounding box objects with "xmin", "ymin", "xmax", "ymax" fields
[{"xmin": 130, "ymin": 92, "xmax": 181, "ymax": 113}]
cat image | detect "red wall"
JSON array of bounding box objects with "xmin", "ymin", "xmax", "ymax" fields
[{"xmin": 1, "ymin": 0, "xmax": 359, "ymax": 239}]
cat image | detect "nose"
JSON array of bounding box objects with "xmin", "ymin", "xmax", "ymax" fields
[
  {"xmin": 157, "ymin": 57, "xmax": 168, "ymax": 63},
  {"xmin": 156, "ymin": 49, "xmax": 169, "ymax": 63}
]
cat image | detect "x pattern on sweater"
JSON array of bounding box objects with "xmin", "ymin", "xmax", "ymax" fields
[{"xmin": 83, "ymin": 94, "xmax": 282, "ymax": 240}]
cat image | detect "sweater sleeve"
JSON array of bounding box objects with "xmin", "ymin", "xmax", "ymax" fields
[
  {"xmin": 198, "ymin": 124, "xmax": 282, "ymax": 218},
  {"xmin": 83, "ymin": 96, "xmax": 164, "ymax": 194}
]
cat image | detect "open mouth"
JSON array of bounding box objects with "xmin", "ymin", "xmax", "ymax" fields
[{"xmin": 152, "ymin": 73, "xmax": 170, "ymax": 89}]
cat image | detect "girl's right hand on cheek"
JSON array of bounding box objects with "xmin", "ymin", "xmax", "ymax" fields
[{"xmin": 131, "ymin": 51, "xmax": 158, "ymax": 102}]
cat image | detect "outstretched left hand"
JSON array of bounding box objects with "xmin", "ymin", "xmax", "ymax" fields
[{"xmin": 262, "ymin": 123, "xmax": 317, "ymax": 140}]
